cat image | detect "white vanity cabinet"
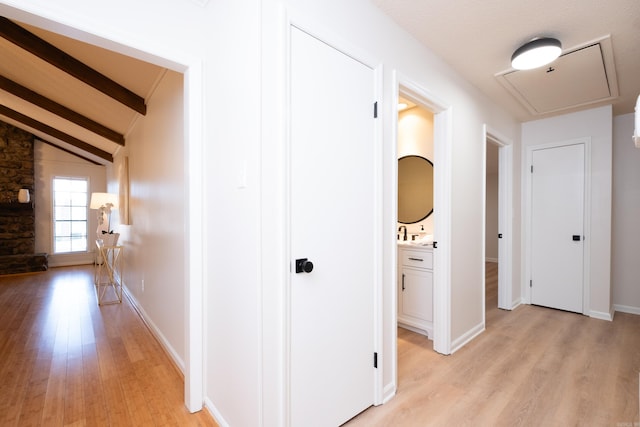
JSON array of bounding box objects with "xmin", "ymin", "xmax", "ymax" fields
[{"xmin": 398, "ymin": 245, "xmax": 433, "ymax": 338}]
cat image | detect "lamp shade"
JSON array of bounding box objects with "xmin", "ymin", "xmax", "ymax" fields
[
  {"xmin": 90, "ymin": 192, "xmax": 119, "ymax": 209},
  {"xmin": 511, "ymin": 37, "xmax": 562, "ymax": 70}
]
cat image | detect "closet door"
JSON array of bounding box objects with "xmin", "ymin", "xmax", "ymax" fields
[
  {"xmin": 530, "ymin": 143, "xmax": 585, "ymax": 313},
  {"xmin": 289, "ymin": 26, "xmax": 376, "ymax": 426}
]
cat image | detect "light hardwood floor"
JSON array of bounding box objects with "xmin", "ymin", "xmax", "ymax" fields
[
  {"xmin": 0, "ymin": 266, "xmax": 216, "ymax": 427},
  {"xmin": 347, "ymin": 262, "xmax": 640, "ymax": 426}
]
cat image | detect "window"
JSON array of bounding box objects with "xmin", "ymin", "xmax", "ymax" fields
[{"xmin": 53, "ymin": 177, "xmax": 88, "ymax": 253}]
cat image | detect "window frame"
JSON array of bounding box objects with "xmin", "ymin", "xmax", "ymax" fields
[{"xmin": 51, "ymin": 176, "xmax": 91, "ymax": 254}]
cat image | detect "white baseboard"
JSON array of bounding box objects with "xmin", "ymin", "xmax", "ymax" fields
[
  {"xmin": 204, "ymin": 397, "xmax": 229, "ymax": 427},
  {"xmin": 450, "ymin": 321, "xmax": 485, "ymax": 354},
  {"xmin": 589, "ymin": 308, "xmax": 614, "ymax": 321},
  {"xmin": 122, "ymin": 284, "xmax": 185, "ymax": 373},
  {"xmin": 510, "ymin": 298, "xmax": 523, "ymax": 310},
  {"xmin": 613, "ymin": 304, "xmax": 640, "ymax": 315},
  {"xmin": 397, "ymin": 322, "xmax": 432, "ymax": 340},
  {"xmin": 382, "ymin": 382, "xmax": 396, "ymax": 404},
  {"xmin": 48, "ymin": 252, "xmax": 94, "ymax": 267}
]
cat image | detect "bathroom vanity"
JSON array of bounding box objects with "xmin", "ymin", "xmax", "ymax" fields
[{"xmin": 398, "ymin": 243, "xmax": 433, "ymax": 338}]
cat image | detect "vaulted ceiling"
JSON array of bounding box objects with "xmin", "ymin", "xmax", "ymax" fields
[{"xmin": 0, "ymin": 16, "xmax": 165, "ymax": 165}]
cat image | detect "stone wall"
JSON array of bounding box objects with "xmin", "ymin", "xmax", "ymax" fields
[
  {"xmin": 0, "ymin": 122, "xmax": 34, "ymax": 203},
  {"xmin": 0, "ymin": 121, "xmax": 47, "ymax": 274}
]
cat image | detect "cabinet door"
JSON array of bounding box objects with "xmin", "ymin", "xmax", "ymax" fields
[{"xmin": 400, "ymin": 267, "xmax": 433, "ymax": 322}]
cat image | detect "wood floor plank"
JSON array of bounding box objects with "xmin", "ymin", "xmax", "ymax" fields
[
  {"xmin": 81, "ymin": 342, "xmax": 109, "ymax": 427},
  {"xmin": 0, "ymin": 266, "xmax": 217, "ymax": 427},
  {"xmin": 63, "ymin": 342, "xmax": 85, "ymax": 426},
  {"xmin": 41, "ymin": 352, "xmax": 66, "ymax": 426},
  {"xmin": 347, "ymin": 262, "xmax": 640, "ymax": 426}
]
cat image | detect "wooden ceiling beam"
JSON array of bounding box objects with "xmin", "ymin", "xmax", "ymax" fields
[
  {"xmin": 0, "ymin": 75, "xmax": 125, "ymax": 145},
  {"xmin": 0, "ymin": 16, "xmax": 146, "ymax": 115},
  {"xmin": 0, "ymin": 104, "xmax": 113, "ymax": 162},
  {"xmin": 36, "ymin": 138, "xmax": 102, "ymax": 165}
]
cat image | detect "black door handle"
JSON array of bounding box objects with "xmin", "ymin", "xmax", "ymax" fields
[
  {"xmin": 572, "ymin": 235, "xmax": 581, "ymax": 241},
  {"xmin": 433, "ymin": 241, "xmax": 438, "ymax": 249},
  {"xmin": 295, "ymin": 258, "xmax": 314, "ymax": 273},
  {"xmin": 498, "ymin": 233, "xmax": 503, "ymax": 239}
]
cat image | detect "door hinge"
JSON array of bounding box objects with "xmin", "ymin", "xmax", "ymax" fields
[
  {"xmin": 530, "ymin": 279, "xmax": 532, "ymax": 288},
  {"xmin": 373, "ymin": 352, "xmax": 378, "ymax": 368},
  {"xmin": 531, "ymin": 165, "xmax": 533, "ymax": 173},
  {"xmin": 373, "ymin": 101, "xmax": 378, "ymax": 118}
]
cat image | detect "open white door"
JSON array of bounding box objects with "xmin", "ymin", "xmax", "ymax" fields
[
  {"xmin": 485, "ymin": 128, "xmax": 513, "ymax": 311},
  {"xmin": 289, "ymin": 26, "xmax": 377, "ymax": 426}
]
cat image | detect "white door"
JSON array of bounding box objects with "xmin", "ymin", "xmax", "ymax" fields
[
  {"xmin": 290, "ymin": 27, "xmax": 376, "ymax": 426},
  {"xmin": 530, "ymin": 143, "xmax": 585, "ymax": 313}
]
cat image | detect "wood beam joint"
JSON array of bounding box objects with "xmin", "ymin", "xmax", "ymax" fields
[
  {"xmin": 0, "ymin": 104, "xmax": 113, "ymax": 162},
  {"xmin": 0, "ymin": 75, "xmax": 125, "ymax": 145}
]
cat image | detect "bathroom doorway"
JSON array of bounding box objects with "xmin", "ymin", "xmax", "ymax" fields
[{"xmin": 390, "ymin": 75, "xmax": 453, "ymax": 401}]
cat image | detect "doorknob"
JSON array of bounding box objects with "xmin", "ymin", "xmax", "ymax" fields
[{"xmin": 295, "ymin": 258, "xmax": 314, "ymax": 273}]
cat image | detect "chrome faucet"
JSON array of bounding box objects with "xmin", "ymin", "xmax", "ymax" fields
[{"xmin": 398, "ymin": 225, "xmax": 407, "ymax": 241}]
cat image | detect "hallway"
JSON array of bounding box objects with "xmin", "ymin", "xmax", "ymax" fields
[
  {"xmin": 0, "ymin": 266, "xmax": 216, "ymax": 426},
  {"xmin": 347, "ymin": 262, "xmax": 640, "ymax": 426}
]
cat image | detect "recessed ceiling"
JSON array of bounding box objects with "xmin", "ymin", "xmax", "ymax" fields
[
  {"xmin": 496, "ymin": 37, "xmax": 618, "ymax": 115},
  {"xmin": 371, "ymin": 0, "xmax": 640, "ymax": 121}
]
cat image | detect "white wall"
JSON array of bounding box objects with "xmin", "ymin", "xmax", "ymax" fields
[
  {"xmin": 612, "ymin": 113, "xmax": 640, "ymax": 313},
  {"xmin": 34, "ymin": 141, "xmax": 106, "ymax": 266},
  {"xmin": 202, "ymin": 3, "xmax": 261, "ymax": 426},
  {"xmin": 107, "ymin": 70, "xmax": 188, "ymax": 367},
  {"xmin": 521, "ymin": 105, "xmax": 613, "ymax": 318}
]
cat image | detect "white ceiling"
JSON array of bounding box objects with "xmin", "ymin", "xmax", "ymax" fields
[{"xmin": 372, "ymin": 0, "xmax": 640, "ymax": 122}]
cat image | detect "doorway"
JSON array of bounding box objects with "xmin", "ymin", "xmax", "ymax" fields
[
  {"xmin": 484, "ymin": 127, "xmax": 514, "ymax": 312},
  {"xmin": 524, "ymin": 138, "xmax": 591, "ymax": 314},
  {"xmin": 390, "ymin": 75, "xmax": 453, "ymax": 402},
  {"xmin": 0, "ymin": 6, "xmax": 205, "ymax": 412},
  {"xmin": 396, "ymin": 96, "xmax": 435, "ymax": 341},
  {"xmin": 288, "ymin": 25, "xmax": 379, "ymax": 426},
  {"xmin": 485, "ymin": 141, "xmax": 500, "ymax": 312},
  {"xmin": 529, "ymin": 141, "xmax": 586, "ymax": 313}
]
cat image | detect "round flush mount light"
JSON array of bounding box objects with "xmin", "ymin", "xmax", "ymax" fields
[{"xmin": 511, "ymin": 37, "xmax": 562, "ymax": 70}]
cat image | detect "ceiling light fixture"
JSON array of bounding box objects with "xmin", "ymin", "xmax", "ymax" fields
[{"xmin": 511, "ymin": 37, "xmax": 562, "ymax": 70}]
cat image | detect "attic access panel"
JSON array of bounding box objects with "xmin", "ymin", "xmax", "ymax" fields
[{"xmin": 497, "ymin": 40, "xmax": 618, "ymax": 115}]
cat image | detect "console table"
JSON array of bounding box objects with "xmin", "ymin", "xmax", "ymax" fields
[{"xmin": 94, "ymin": 240, "xmax": 124, "ymax": 305}]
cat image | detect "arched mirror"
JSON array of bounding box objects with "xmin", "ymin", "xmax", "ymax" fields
[{"xmin": 398, "ymin": 155, "xmax": 434, "ymax": 223}]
